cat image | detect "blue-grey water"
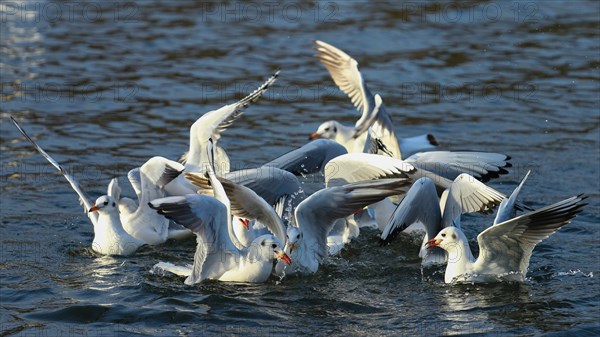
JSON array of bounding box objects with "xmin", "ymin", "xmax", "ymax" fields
[{"xmin": 1, "ymin": 1, "xmax": 599, "ymax": 336}]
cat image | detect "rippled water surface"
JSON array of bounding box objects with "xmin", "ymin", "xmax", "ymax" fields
[{"xmin": 1, "ymin": 1, "xmax": 599, "ymax": 336}]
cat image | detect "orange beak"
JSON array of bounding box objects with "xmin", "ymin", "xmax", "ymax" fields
[
  {"xmin": 426, "ymin": 238, "xmax": 442, "ymax": 249},
  {"xmin": 309, "ymin": 132, "xmax": 321, "ymax": 140},
  {"xmin": 89, "ymin": 205, "xmax": 100, "ymax": 212},
  {"xmin": 276, "ymin": 251, "xmax": 292, "ymax": 265},
  {"xmin": 239, "ymin": 218, "xmax": 250, "ymax": 230}
]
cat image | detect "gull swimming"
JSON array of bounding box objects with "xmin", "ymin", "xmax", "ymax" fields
[
  {"xmin": 274, "ymin": 178, "xmax": 412, "ymax": 276},
  {"xmin": 379, "ymin": 174, "xmax": 505, "ymax": 266},
  {"xmin": 426, "ymin": 172, "xmax": 587, "ymax": 283},
  {"xmin": 11, "ymin": 116, "xmax": 145, "ymax": 256},
  {"xmin": 310, "ymin": 39, "xmax": 437, "ymax": 158},
  {"xmin": 149, "ymin": 140, "xmax": 291, "ymax": 284}
]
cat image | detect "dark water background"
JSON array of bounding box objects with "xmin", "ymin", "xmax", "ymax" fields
[{"xmin": 1, "ymin": 1, "xmax": 599, "ymax": 336}]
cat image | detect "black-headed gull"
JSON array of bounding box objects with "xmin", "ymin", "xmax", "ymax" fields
[
  {"xmin": 379, "ymin": 174, "xmax": 505, "ymax": 266},
  {"xmin": 310, "ymin": 40, "xmax": 437, "ymax": 158},
  {"xmin": 182, "ymin": 71, "xmax": 279, "ymax": 175},
  {"xmin": 274, "ymin": 178, "xmax": 412, "ymax": 276},
  {"xmin": 11, "ymin": 117, "xmax": 144, "ymax": 256},
  {"xmin": 149, "ymin": 140, "xmax": 291, "ymax": 283},
  {"xmin": 426, "ymin": 173, "xmax": 586, "ymax": 283}
]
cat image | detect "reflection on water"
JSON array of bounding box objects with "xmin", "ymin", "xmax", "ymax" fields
[{"xmin": 1, "ymin": 0, "xmax": 598, "ymax": 335}]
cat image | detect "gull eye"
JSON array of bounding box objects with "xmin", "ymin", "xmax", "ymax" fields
[
  {"xmin": 296, "ymin": 234, "xmax": 300, "ymax": 239},
  {"xmin": 452, "ymin": 234, "xmax": 457, "ymax": 239},
  {"xmin": 103, "ymin": 200, "xmax": 108, "ymax": 206},
  {"xmin": 112, "ymin": 202, "xmax": 116, "ymax": 207},
  {"xmin": 441, "ymin": 233, "xmax": 446, "ymax": 237},
  {"xmin": 271, "ymin": 243, "xmax": 277, "ymax": 249},
  {"xmin": 333, "ymin": 127, "xmax": 337, "ymax": 132},
  {"xmin": 324, "ymin": 127, "xmax": 330, "ymax": 131},
  {"xmin": 261, "ymin": 241, "xmax": 265, "ymax": 246}
]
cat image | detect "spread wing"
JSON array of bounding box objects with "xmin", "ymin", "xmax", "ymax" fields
[
  {"xmin": 224, "ymin": 167, "xmax": 303, "ymax": 205},
  {"xmin": 295, "ymin": 178, "xmax": 411, "ymax": 263},
  {"xmin": 324, "ymin": 153, "xmax": 416, "ymax": 188},
  {"xmin": 186, "ymin": 71, "xmax": 279, "ymax": 169},
  {"xmin": 476, "ymin": 195, "xmax": 587, "ymax": 275},
  {"xmin": 264, "ymin": 139, "xmax": 347, "ymax": 176},
  {"xmin": 185, "ymin": 172, "xmax": 287, "ymax": 245},
  {"xmin": 441, "ymin": 173, "xmax": 505, "ymax": 228},
  {"xmin": 149, "ymin": 195, "xmax": 233, "ymax": 284},
  {"xmin": 380, "ymin": 177, "xmax": 442, "ymax": 244},
  {"xmin": 11, "ymin": 116, "xmax": 98, "ymax": 226},
  {"xmin": 493, "ymin": 170, "xmax": 531, "ymax": 226},
  {"xmin": 405, "ymin": 151, "xmax": 511, "ymax": 182}
]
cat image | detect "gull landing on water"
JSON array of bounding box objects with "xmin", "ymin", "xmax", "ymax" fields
[
  {"xmin": 10, "ymin": 116, "xmax": 145, "ymax": 256},
  {"xmin": 426, "ymin": 172, "xmax": 587, "ymax": 284}
]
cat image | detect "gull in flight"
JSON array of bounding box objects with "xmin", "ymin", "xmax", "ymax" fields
[
  {"xmin": 379, "ymin": 174, "xmax": 506, "ymax": 266},
  {"xmin": 274, "ymin": 178, "xmax": 412, "ymax": 276},
  {"xmin": 426, "ymin": 172, "xmax": 587, "ymax": 283},
  {"xmin": 149, "ymin": 140, "xmax": 290, "ymax": 283},
  {"xmin": 310, "ymin": 39, "xmax": 438, "ymax": 158},
  {"xmin": 11, "ymin": 116, "xmax": 145, "ymax": 256}
]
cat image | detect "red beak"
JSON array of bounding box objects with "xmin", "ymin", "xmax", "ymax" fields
[
  {"xmin": 239, "ymin": 218, "xmax": 250, "ymax": 230},
  {"xmin": 277, "ymin": 251, "xmax": 292, "ymax": 265},
  {"xmin": 426, "ymin": 238, "xmax": 441, "ymax": 249},
  {"xmin": 309, "ymin": 132, "xmax": 321, "ymax": 140},
  {"xmin": 89, "ymin": 205, "xmax": 100, "ymax": 212}
]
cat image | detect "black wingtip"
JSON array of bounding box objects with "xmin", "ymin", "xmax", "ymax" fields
[{"xmin": 427, "ymin": 133, "xmax": 439, "ymax": 146}]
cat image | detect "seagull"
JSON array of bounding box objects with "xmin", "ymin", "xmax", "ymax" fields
[
  {"xmin": 181, "ymin": 71, "xmax": 279, "ymax": 175},
  {"xmin": 310, "ymin": 39, "xmax": 438, "ymax": 159},
  {"xmin": 379, "ymin": 174, "xmax": 506, "ymax": 266},
  {"xmin": 426, "ymin": 173, "xmax": 587, "ymax": 283},
  {"xmin": 110, "ymin": 156, "xmax": 189, "ymax": 245},
  {"xmin": 148, "ymin": 140, "xmax": 291, "ymax": 284},
  {"xmin": 10, "ymin": 116, "xmax": 144, "ymax": 256},
  {"xmin": 274, "ymin": 178, "xmax": 412, "ymax": 276}
]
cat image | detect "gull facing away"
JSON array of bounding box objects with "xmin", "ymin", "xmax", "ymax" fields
[
  {"xmin": 426, "ymin": 173, "xmax": 587, "ymax": 283},
  {"xmin": 310, "ymin": 39, "xmax": 438, "ymax": 158},
  {"xmin": 274, "ymin": 178, "xmax": 412, "ymax": 276},
  {"xmin": 379, "ymin": 174, "xmax": 505, "ymax": 266},
  {"xmin": 110, "ymin": 156, "xmax": 188, "ymax": 245},
  {"xmin": 181, "ymin": 71, "xmax": 279, "ymax": 175},
  {"xmin": 10, "ymin": 116, "xmax": 144, "ymax": 256},
  {"xmin": 149, "ymin": 140, "xmax": 291, "ymax": 284}
]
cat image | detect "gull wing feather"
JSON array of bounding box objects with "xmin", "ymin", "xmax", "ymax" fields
[
  {"xmin": 149, "ymin": 194, "xmax": 233, "ymax": 284},
  {"xmin": 264, "ymin": 139, "xmax": 347, "ymax": 176},
  {"xmin": 380, "ymin": 177, "xmax": 442, "ymax": 244},
  {"xmin": 295, "ymin": 178, "xmax": 411, "ymax": 263},
  {"xmin": 476, "ymin": 195, "xmax": 586, "ymax": 275},
  {"xmin": 10, "ymin": 116, "xmax": 98, "ymax": 226},
  {"xmin": 185, "ymin": 172, "xmax": 287, "ymax": 245},
  {"xmin": 493, "ymin": 170, "xmax": 531, "ymax": 226},
  {"xmin": 324, "ymin": 153, "xmax": 416, "ymax": 187}
]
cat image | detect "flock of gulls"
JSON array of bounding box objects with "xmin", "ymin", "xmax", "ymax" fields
[{"xmin": 11, "ymin": 40, "xmax": 587, "ymax": 285}]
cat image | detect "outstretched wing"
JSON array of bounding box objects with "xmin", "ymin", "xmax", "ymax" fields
[
  {"xmin": 324, "ymin": 153, "xmax": 416, "ymax": 187},
  {"xmin": 185, "ymin": 172, "xmax": 287, "ymax": 245},
  {"xmin": 405, "ymin": 151, "xmax": 511, "ymax": 183},
  {"xmin": 441, "ymin": 173, "xmax": 505, "ymax": 228},
  {"xmin": 186, "ymin": 71, "xmax": 279, "ymax": 169},
  {"xmin": 11, "ymin": 116, "xmax": 98, "ymax": 226},
  {"xmin": 149, "ymin": 194, "xmax": 233, "ymax": 284},
  {"xmin": 476, "ymin": 195, "xmax": 586, "ymax": 275},
  {"xmin": 493, "ymin": 171, "xmax": 531, "ymax": 226},
  {"xmin": 264, "ymin": 139, "xmax": 347, "ymax": 176},
  {"xmin": 295, "ymin": 178, "xmax": 411, "ymax": 263},
  {"xmin": 380, "ymin": 177, "xmax": 442, "ymax": 244}
]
